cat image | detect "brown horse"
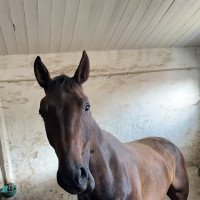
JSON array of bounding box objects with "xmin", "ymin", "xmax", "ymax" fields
[{"xmin": 34, "ymin": 51, "xmax": 189, "ymax": 200}]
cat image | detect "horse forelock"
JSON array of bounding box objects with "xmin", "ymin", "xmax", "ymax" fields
[{"xmin": 46, "ymin": 75, "xmax": 84, "ymax": 97}]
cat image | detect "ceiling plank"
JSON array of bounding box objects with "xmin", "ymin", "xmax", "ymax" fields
[
  {"xmin": 0, "ymin": 27, "xmax": 7, "ymax": 55},
  {"xmin": 140, "ymin": 0, "xmax": 182, "ymax": 48},
  {"xmin": 126, "ymin": 0, "xmax": 163, "ymax": 49},
  {"xmin": 154, "ymin": 0, "xmax": 199, "ymax": 47},
  {"xmin": 160, "ymin": 1, "xmax": 200, "ymax": 46},
  {"xmin": 80, "ymin": 0, "xmax": 105, "ymax": 50},
  {"xmin": 168, "ymin": 6, "xmax": 200, "ymax": 47},
  {"xmin": 60, "ymin": 0, "xmax": 80, "ymax": 52},
  {"xmin": 0, "ymin": 0, "xmax": 18, "ymax": 54},
  {"xmin": 50, "ymin": 0, "xmax": 66, "ymax": 53},
  {"xmin": 8, "ymin": 0, "xmax": 29, "ymax": 54},
  {"xmin": 106, "ymin": 0, "xmax": 141, "ymax": 50},
  {"xmin": 180, "ymin": 25, "xmax": 200, "ymax": 47},
  {"xmin": 115, "ymin": 0, "xmax": 152, "ymax": 50},
  {"xmin": 185, "ymin": 33, "xmax": 200, "ymax": 47},
  {"xmin": 71, "ymin": 0, "xmax": 93, "ymax": 51},
  {"xmin": 89, "ymin": 0, "xmax": 118, "ymax": 50},
  {"xmin": 0, "ymin": 0, "xmax": 200, "ymax": 55},
  {"xmin": 23, "ymin": 0, "xmax": 39, "ymax": 54},
  {"xmin": 175, "ymin": 16, "xmax": 200, "ymax": 47},
  {"xmin": 136, "ymin": 0, "xmax": 174, "ymax": 48},
  {"xmin": 92, "ymin": 0, "xmax": 130, "ymax": 50},
  {"xmin": 38, "ymin": 0, "xmax": 52, "ymax": 53}
]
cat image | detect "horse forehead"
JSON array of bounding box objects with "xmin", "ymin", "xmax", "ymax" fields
[{"xmin": 44, "ymin": 89, "xmax": 84, "ymax": 106}]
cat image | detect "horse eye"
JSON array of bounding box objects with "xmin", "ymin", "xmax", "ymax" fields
[{"xmin": 85, "ymin": 104, "xmax": 90, "ymax": 111}]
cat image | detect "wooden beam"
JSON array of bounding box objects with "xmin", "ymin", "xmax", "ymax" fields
[
  {"xmin": 60, "ymin": 0, "xmax": 80, "ymax": 52},
  {"xmin": 8, "ymin": 0, "xmax": 29, "ymax": 54},
  {"xmin": 23, "ymin": 0, "xmax": 39, "ymax": 54},
  {"xmin": 0, "ymin": 27, "xmax": 8, "ymax": 55},
  {"xmin": 89, "ymin": 0, "xmax": 118, "ymax": 50},
  {"xmin": 50, "ymin": 0, "xmax": 66, "ymax": 53},
  {"xmin": 106, "ymin": 0, "xmax": 141, "ymax": 50},
  {"xmin": 156, "ymin": 0, "xmax": 200, "ymax": 47},
  {"xmin": 38, "ymin": 0, "xmax": 52, "ymax": 53},
  {"xmin": 115, "ymin": 0, "xmax": 152, "ymax": 49},
  {"xmin": 0, "ymin": 0, "xmax": 18, "ymax": 54},
  {"xmin": 126, "ymin": 0, "xmax": 163, "ymax": 49},
  {"xmin": 80, "ymin": 0, "xmax": 105, "ymax": 50},
  {"xmin": 71, "ymin": 0, "xmax": 93, "ymax": 51}
]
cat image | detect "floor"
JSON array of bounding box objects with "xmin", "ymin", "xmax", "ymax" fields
[{"xmin": 0, "ymin": 167, "xmax": 199, "ymax": 200}]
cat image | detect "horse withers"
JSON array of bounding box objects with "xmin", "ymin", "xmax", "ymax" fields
[{"xmin": 34, "ymin": 51, "xmax": 189, "ymax": 200}]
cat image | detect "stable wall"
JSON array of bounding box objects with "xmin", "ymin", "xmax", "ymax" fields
[{"xmin": 0, "ymin": 48, "xmax": 199, "ymax": 199}]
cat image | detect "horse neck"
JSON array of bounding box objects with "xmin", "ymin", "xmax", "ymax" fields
[
  {"xmin": 89, "ymin": 118, "xmax": 125, "ymax": 173},
  {"xmin": 88, "ymin": 118, "xmax": 131, "ymax": 198},
  {"xmin": 90, "ymin": 119, "xmax": 105, "ymax": 151},
  {"xmin": 90, "ymin": 118, "xmax": 115, "ymax": 154}
]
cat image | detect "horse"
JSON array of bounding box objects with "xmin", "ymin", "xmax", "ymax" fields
[{"xmin": 34, "ymin": 51, "xmax": 189, "ymax": 200}]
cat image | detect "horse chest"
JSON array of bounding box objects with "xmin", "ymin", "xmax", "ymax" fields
[
  {"xmin": 78, "ymin": 173, "xmax": 133, "ymax": 200},
  {"xmin": 87, "ymin": 148, "xmax": 134, "ymax": 199}
]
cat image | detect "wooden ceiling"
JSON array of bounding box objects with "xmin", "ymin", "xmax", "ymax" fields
[{"xmin": 0, "ymin": 0, "xmax": 200, "ymax": 55}]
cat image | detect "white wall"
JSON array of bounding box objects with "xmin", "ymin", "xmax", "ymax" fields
[{"xmin": 0, "ymin": 48, "xmax": 199, "ymax": 199}]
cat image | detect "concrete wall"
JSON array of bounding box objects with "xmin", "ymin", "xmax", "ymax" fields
[{"xmin": 0, "ymin": 48, "xmax": 199, "ymax": 199}]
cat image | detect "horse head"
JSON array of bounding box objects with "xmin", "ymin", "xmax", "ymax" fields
[{"xmin": 34, "ymin": 51, "xmax": 95, "ymax": 194}]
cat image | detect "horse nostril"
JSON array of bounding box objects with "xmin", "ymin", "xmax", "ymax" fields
[{"xmin": 80, "ymin": 167, "xmax": 87, "ymax": 180}]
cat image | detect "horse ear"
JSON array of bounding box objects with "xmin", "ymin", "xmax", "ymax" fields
[
  {"xmin": 73, "ymin": 50, "xmax": 90, "ymax": 85},
  {"xmin": 34, "ymin": 56, "xmax": 51, "ymax": 89}
]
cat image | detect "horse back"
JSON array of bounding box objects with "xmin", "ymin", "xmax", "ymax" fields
[
  {"xmin": 134, "ymin": 137, "xmax": 184, "ymax": 164},
  {"xmin": 126, "ymin": 137, "xmax": 184, "ymax": 173}
]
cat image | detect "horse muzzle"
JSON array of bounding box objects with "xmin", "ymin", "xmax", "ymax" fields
[
  {"xmin": 57, "ymin": 166, "xmax": 94, "ymax": 194},
  {"xmin": 57, "ymin": 171, "xmax": 87, "ymax": 194},
  {"xmin": 85, "ymin": 170, "xmax": 95, "ymax": 193}
]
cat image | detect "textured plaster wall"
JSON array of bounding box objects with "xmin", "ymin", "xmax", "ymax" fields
[{"xmin": 0, "ymin": 48, "xmax": 199, "ymax": 199}]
